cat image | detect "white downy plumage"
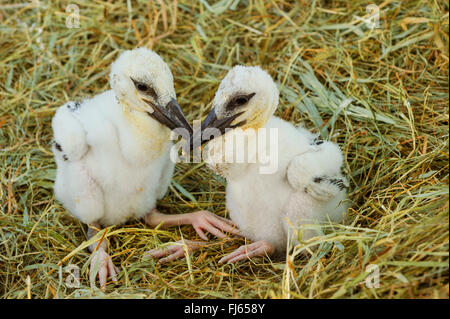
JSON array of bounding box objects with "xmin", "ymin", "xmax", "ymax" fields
[
  {"xmin": 207, "ymin": 66, "xmax": 349, "ymax": 263},
  {"xmin": 52, "ymin": 48, "xmax": 238, "ymax": 287},
  {"xmin": 53, "ymin": 48, "xmax": 177, "ymax": 227},
  {"xmin": 150, "ymin": 65, "xmax": 349, "ymax": 263}
]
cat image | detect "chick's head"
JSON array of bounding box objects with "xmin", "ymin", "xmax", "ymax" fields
[
  {"xmin": 110, "ymin": 48, "xmax": 191, "ymax": 133},
  {"xmin": 200, "ymin": 66, "xmax": 279, "ymax": 145}
]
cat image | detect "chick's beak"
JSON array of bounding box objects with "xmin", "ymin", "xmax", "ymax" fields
[
  {"xmin": 144, "ymin": 98, "xmax": 192, "ymax": 135},
  {"xmin": 190, "ymin": 108, "xmax": 246, "ymax": 148}
]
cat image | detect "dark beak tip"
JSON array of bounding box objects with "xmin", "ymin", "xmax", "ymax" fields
[
  {"xmin": 145, "ymin": 98, "xmax": 192, "ymax": 138},
  {"xmin": 201, "ymin": 108, "xmax": 218, "ymax": 130},
  {"xmin": 167, "ymin": 99, "xmax": 193, "ymax": 134},
  {"xmin": 198, "ymin": 109, "xmax": 247, "ymax": 146}
]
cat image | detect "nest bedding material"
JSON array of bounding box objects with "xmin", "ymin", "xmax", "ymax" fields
[{"xmin": 0, "ymin": 0, "xmax": 448, "ymax": 298}]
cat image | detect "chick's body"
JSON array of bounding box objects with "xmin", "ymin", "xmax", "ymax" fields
[
  {"xmin": 52, "ymin": 90, "xmax": 174, "ymax": 227},
  {"xmin": 198, "ymin": 66, "xmax": 349, "ymax": 261},
  {"xmin": 219, "ymin": 116, "xmax": 347, "ymax": 254},
  {"xmin": 50, "ymin": 48, "xmax": 224, "ymax": 287}
]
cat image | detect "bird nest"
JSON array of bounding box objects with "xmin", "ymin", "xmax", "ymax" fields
[{"xmin": 0, "ymin": 0, "xmax": 448, "ymax": 298}]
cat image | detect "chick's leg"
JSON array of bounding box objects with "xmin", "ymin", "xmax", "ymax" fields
[
  {"xmin": 87, "ymin": 223, "xmax": 119, "ymax": 289},
  {"xmin": 145, "ymin": 209, "xmax": 240, "ymax": 240},
  {"xmin": 218, "ymin": 240, "xmax": 274, "ymax": 264},
  {"xmin": 145, "ymin": 239, "xmax": 206, "ymax": 263}
]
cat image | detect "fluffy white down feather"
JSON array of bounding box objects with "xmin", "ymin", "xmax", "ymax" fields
[
  {"xmin": 52, "ymin": 48, "xmax": 180, "ymax": 227},
  {"xmin": 204, "ymin": 66, "xmax": 349, "ymax": 254},
  {"xmin": 213, "ymin": 118, "xmax": 349, "ymax": 254},
  {"xmin": 52, "ymin": 93, "xmax": 174, "ymax": 227}
]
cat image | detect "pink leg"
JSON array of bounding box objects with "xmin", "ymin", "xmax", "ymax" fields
[
  {"xmin": 90, "ymin": 248, "xmax": 119, "ymax": 289},
  {"xmin": 87, "ymin": 224, "xmax": 119, "ymax": 289},
  {"xmin": 145, "ymin": 239, "xmax": 205, "ymax": 263},
  {"xmin": 218, "ymin": 240, "xmax": 274, "ymax": 264},
  {"xmin": 145, "ymin": 209, "xmax": 240, "ymax": 240}
]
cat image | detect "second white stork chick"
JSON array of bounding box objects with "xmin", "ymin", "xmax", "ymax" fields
[{"xmin": 205, "ymin": 66, "xmax": 350, "ymax": 263}]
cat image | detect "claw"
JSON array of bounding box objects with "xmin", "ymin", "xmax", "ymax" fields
[
  {"xmin": 145, "ymin": 209, "xmax": 240, "ymax": 240},
  {"xmin": 90, "ymin": 249, "xmax": 119, "ymax": 289},
  {"xmin": 218, "ymin": 240, "xmax": 274, "ymax": 264},
  {"xmin": 189, "ymin": 210, "xmax": 241, "ymax": 240},
  {"xmin": 145, "ymin": 240, "xmax": 205, "ymax": 263}
]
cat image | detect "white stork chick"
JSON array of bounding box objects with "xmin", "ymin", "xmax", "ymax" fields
[
  {"xmin": 52, "ymin": 48, "xmax": 239, "ymax": 287},
  {"xmin": 149, "ymin": 65, "xmax": 349, "ymax": 264}
]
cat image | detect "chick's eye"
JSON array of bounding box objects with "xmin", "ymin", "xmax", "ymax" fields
[
  {"xmin": 136, "ymin": 83, "xmax": 148, "ymax": 91},
  {"xmin": 226, "ymin": 93, "xmax": 255, "ymax": 111},
  {"xmin": 235, "ymin": 97, "xmax": 248, "ymax": 105}
]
